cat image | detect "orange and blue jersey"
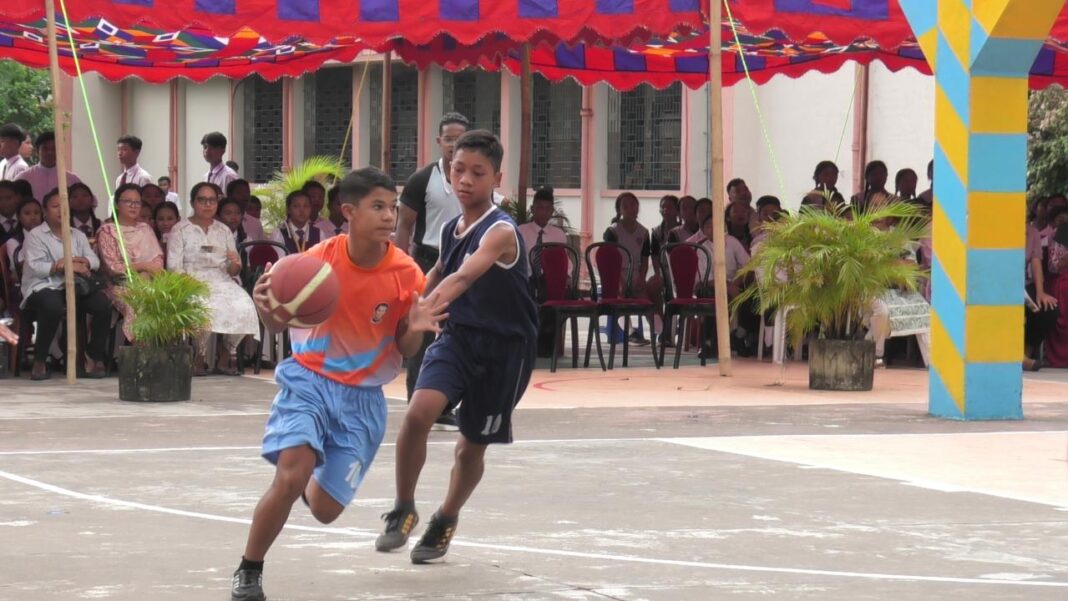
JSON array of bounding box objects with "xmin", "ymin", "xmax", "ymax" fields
[{"xmin": 290, "ymin": 237, "xmax": 425, "ymax": 387}]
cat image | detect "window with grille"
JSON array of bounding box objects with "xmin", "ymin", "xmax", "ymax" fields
[
  {"xmin": 304, "ymin": 67, "xmax": 353, "ymax": 167},
  {"xmin": 442, "ymin": 69, "xmax": 501, "ymax": 136},
  {"xmin": 368, "ymin": 62, "xmax": 419, "ymax": 183},
  {"xmin": 529, "ymin": 74, "xmax": 581, "ymax": 189},
  {"xmin": 243, "ymin": 75, "xmax": 283, "ymax": 184},
  {"xmin": 606, "ymin": 83, "xmax": 682, "ymax": 191}
]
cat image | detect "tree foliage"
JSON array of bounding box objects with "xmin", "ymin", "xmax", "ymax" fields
[
  {"xmin": 0, "ymin": 61, "xmax": 53, "ymax": 137},
  {"xmin": 1028, "ymin": 86, "xmax": 1068, "ymax": 201}
]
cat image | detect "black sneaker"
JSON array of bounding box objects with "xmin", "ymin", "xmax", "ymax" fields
[
  {"xmin": 431, "ymin": 410, "xmax": 459, "ymax": 432},
  {"xmin": 628, "ymin": 331, "xmax": 650, "ymax": 346},
  {"xmin": 375, "ymin": 507, "xmax": 419, "ymax": 552},
  {"xmin": 410, "ymin": 511, "xmax": 458, "ymax": 564},
  {"xmin": 230, "ymin": 568, "xmax": 265, "ymax": 601}
]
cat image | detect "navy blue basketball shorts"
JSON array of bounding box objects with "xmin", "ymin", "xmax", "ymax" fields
[{"xmin": 415, "ymin": 325, "xmax": 535, "ymax": 444}]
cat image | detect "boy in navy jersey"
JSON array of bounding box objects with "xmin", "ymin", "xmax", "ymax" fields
[{"xmin": 376, "ymin": 130, "xmax": 538, "ymax": 563}]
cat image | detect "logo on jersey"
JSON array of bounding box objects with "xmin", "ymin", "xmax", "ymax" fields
[{"xmin": 371, "ymin": 302, "xmax": 389, "ymax": 324}]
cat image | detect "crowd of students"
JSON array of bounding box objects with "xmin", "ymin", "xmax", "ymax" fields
[
  {"xmin": 0, "ymin": 123, "xmax": 347, "ymax": 380},
  {"xmin": 0, "ymin": 111, "xmax": 1061, "ymax": 378}
]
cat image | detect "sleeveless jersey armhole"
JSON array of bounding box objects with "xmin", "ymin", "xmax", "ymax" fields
[{"xmin": 485, "ymin": 221, "xmax": 521, "ymax": 270}]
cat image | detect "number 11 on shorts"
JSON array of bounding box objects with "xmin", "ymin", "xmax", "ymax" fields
[{"xmin": 481, "ymin": 414, "xmax": 502, "ymax": 436}]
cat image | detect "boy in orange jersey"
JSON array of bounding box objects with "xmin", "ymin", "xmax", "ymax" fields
[{"xmin": 230, "ymin": 167, "xmax": 448, "ymax": 601}]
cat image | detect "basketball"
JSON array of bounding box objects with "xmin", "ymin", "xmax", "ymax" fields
[{"xmin": 266, "ymin": 253, "xmax": 340, "ymax": 328}]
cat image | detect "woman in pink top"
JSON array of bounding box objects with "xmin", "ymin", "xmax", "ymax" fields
[
  {"xmin": 96, "ymin": 184, "xmax": 165, "ymax": 342},
  {"xmin": 1041, "ymin": 206, "xmax": 1068, "ymax": 367}
]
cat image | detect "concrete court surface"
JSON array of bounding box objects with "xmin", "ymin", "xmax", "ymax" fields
[{"xmin": 1, "ymin": 359, "xmax": 1068, "ymax": 600}]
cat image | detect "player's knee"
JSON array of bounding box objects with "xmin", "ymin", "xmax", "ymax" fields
[
  {"xmin": 455, "ymin": 441, "xmax": 487, "ymax": 466},
  {"xmin": 273, "ymin": 467, "xmax": 313, "ymax": 500},
  {"xmin": 402, "ymin": 404, "xmax": 440, "ymax": 432},
  {"xmin": 309, "ymin": 503, "xmax": 343, "ymax": 524}
]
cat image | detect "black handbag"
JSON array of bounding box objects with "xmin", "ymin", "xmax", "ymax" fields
[{"xmin": 72, "ymin": 273, "xmax": 110, "ymax": 297}]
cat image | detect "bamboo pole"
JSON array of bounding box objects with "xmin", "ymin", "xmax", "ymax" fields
[
  {"xmin": 709, "ymin": 0, "xmax": 732, "ymax": 375},
  {"xmin": 381, "ymin": 51, "xmax": 392, "ymax": 171},
  {"xmin": 516, "ymin": 44, "xmax": 532, "ymax": 215},
  {"xmin": 44, "ymin": 0, "xmax": 77, "ymax": 384}
]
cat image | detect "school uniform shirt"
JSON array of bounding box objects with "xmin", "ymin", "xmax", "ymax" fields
[
  {"xmin": 165, "ymin": 191, "xmax": 180, "ymax": 205},
  {"xmin": 517, "ymin": 221, "xmax": 567, "ymax": 257},
  {"xmin": 204, "ymin": 162, "xmax": 238, "ymax": 192},
  {"xmin": 685, "ymin": 231, "xmax": 751, "ymax": 283},
  {"xmin": 319, "ymin": 219, "xmax": 349, "ymax": 239},
  {"xmin": 269, "ymin": 220, "xmax": 322, "ymax": 255},
  {"xmin": 603, "ymin": 221, "xmax": 651, "ymax": 278},
  {"xmin": 312, "ymin": 216, "xmax": 334, "ymax": 238},
  {"xmin": 115, "ymin": 163, "xmax": 153, "ymax": 189},
  {"xmin": 0, "ymin": 213, "xmax": 18, "ymax": 244},
  {"xmin": 0, "ymin": 155, "xmax": 29, "ymax": 181},
  {"xmin": 242, "ymin": 213, "xmax": 265, "ymax": 241},
  {"xmin": 16, "ymin": 165, "xmax": 82, "ymax": 203},
  {"xmin": 290, "ymin": 237, "xmax": 426, "ymax": 386},
  {"xmin": 72, "ymin": 215, "xmax": 102, "ymax": 239}
]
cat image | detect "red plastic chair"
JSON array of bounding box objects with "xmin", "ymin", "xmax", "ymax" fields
[
  {"xmin": 585, "ymin": 242, "xmax": 659, "ymax": 369},
  {"xmin": 660, "ymin": 242, "xmax": 716, "ymax": 368},
  {"xmin": 529, "ymin": 243, "xmax": 604, "ymax": 372}
]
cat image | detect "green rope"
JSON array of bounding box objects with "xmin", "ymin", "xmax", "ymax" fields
[
  {"xmin": 57, "ymin": 0, "xmax": 133, "ymax": 280},
  {"xmin": 834, "ymin": 71, "xmax": 859, "ymax": 166},
  {"xmin": 722, "ymin": 0, "xmax": 787, "ymax": 201}
]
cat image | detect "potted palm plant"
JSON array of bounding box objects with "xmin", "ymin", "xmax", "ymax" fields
[
  {"xmin": 733, "ymin": 201, "xmax": 927, "ymax": 391},
  {"xmin": 117, "ymin": 271, "xmax": 211, "ymax": 401}
]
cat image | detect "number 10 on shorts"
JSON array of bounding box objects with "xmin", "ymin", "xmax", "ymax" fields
[{"xmin": 481, "ymin": 414, "xmax": 502, "ymax": 436}]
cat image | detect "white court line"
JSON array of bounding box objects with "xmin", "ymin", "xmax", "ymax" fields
[
  {"xmin": 0, "ymin": 407, "xmax": 416, "ymax": 421},
  {"xmin": 0, "ymin": 468, "xmax": 1066, "ymax": 588},
  {"xmin": 0, "ymin": 438, "xmax": 650, "ymax": 456}
]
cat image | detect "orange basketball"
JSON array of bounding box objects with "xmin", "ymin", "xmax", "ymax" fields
[{"xmin": 266, "ymin": 253, "xmax": 339, "ymax": 328}]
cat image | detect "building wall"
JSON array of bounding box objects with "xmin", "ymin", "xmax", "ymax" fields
[
  {"xmin": 71, "ymin": 61, "xmax": 935, "ymax": 231},
  {"xmin": 71, "ymin": 75, "xmax": 121, "ymax": 218}
]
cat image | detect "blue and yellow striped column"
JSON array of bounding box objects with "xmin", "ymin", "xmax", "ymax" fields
[{"xmin": 900, "ymin": 0, "xmax": 1063, "ymax": 419}]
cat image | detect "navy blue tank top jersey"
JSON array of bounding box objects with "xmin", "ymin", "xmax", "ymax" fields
[{"xmin": 438, "ymin": 206, "xmax": 539, "ymax": 340}]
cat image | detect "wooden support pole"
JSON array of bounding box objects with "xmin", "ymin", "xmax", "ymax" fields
[
  {"xmin": 709, "ymin": 0, "xmax": 732, "ymax": 375},
  {"xmin": 45, "ymin": 0, "xmax": 77, "ymax": 384},
  {"xmin": 381, "ymin": 51, "xmax": 393, "ymax": 172},
  {"xmin": 516, "ymin": 44, "xmax": 532, "ymax": 215}
]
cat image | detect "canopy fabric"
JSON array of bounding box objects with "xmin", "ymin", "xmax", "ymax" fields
[
  {"xmin": 476, "ymin": 29, "xmax": 1068, "ymax": 91},
  {"xmin": 0, "ymin": 0, "xmax": 705, "ymax": 47}
]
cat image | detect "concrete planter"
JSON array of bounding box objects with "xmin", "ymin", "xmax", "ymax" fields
[
  {"xmin": 808, "ymin": 339, "xmax": 875, "ymax": 391},
  {"xmin": 118, "ymin": 345, "xmax": 193, "ymax": 402}
]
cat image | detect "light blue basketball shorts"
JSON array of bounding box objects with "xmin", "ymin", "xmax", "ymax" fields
[{"xmin": 262, "ymin": 358, "xmax": 387, "ymax": 506}]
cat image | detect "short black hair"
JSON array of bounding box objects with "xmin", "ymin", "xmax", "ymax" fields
[
  {"xmin": 153, "ymin": 201, "xmax": 180, "ymax": 220},
  {"xmin": 248, "ymin": 195, "xmax": 262, "ymax": 208},
  {"xmin": 113, "ymin": 183, "xmax": 142, "ymax": 204},
  {"xmin": 0, "ymin": 123, "xmax": 25, "ymax": 142},
  {"xmin": 327, "ymin": 186, "xmax": 339, "ymax": 204},
  {"xmin": 226, "ymin": 178, "xmax": 250, "ymax": 198},
  {"xmin": 726, "ymin": 178, "xmax": 746, "ymax": 193},
  {"xmin": 285, "ymin": 190, "xmax": 309, "ymax": 209},
  {"xmin": 226, "ymin": 160, "xmax": 239, "ymax": 172},
  {"xmin": 695, "ymin": 197, "xmax": 713, "ymax": 213},
  {"xmin": 439, "ymin": 112, "xmax": 471, "ymax": 134},
  {"xmin": 117, "ymin": 135, "xmax": 143, "ymax": 152},
  {"xmin": 189, "ymin": 181, "xmax": 219, "ymax": 203},
  {"xmin": 453, "ymin": 130, "xmax": 504, "ymax": 172},
  {"xmin": 158, "ymin": 175, "xmax": 172, "ymax": 185},
  {"xmin": 218, "ymin": 197, "xmax": 243, "ymax": 215},
  {"xmin": 11, "ymin": 179, "xmax": 33, "ymax": 201},
  {"xmin": 200, "ymin": 131, "xmax": 227, "ymax": 149},
  {"xmin": 338, "ymin": 167, "xmax": 396, "ymax": 206},
  {"xmin": 34, "ymin": 131, "xmax": 55, "ymax": 148},
  {"xmin": 42, "ymin": 188, "xmax": 62, "ymax": 208},
  {"xmin": 140, "ymin": 183, "xmax": 164, "ymax": 199},
  {"xmin": 302, "ymin": 180, "xmax": 326, "ymax": 195},
  {"xmin": 1048, "ymin": 205, "xmax": 1068, "ymax": 224},
  {"xmin": 813, "ymin": 160, "xmax": 838, "ymax": 182},
  {"xmin": 659, "ymin": 194, "xmax": 680, "ymax": 210},
  {"xmin": 755, "ymin": 195, "xmax": 781, "ymax": 210},
  {"xmin": 0, "ymin": 181, "xmax": 18, "ymax": 196},
  {"xmin": 532, "ymin": 186, "xmax": 554, "ymax": 204}
]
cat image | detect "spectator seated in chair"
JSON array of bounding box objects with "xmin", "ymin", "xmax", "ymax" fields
[{"xmin": 20, "ymin": 189, "xmax": 114, "ymax": 380}]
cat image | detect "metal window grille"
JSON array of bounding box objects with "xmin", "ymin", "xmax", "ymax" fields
[
  {"xmin": 304, "ymin": 67, "xmax": 353, "ymax": 166},
  {"xmin": 606, "ymin": 83, "xmax": 682, "ymax": 190},
  {"xmin": 442, "ymin": 69, "xmax": 501, "ymax": 135},
  {"xmin": 243, "ymin": 75, "xmax": 283, "ymax": 184},
  {"xmin": 368, "ymin": 62, "xmax": 419, "ymax": 183},
  {"xmin": 530, "ymin": 74, "xmax": 581, "ymax": 189}
]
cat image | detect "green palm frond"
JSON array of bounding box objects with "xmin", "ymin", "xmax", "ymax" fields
[
  {"xmin": 254, "ymin": 156, "xmax": 347, "ymax": 233},
  {"xmin": 121, "ymin": 271, "xmax": 212, "ymax": 347},
  {"xmin": 731, "ymin": 201, "xmax": 928, "ymax": 347}
]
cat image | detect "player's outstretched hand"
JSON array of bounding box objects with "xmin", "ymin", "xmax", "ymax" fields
[
  {"xmin": 252, "ymin": 263, "xmax": 274, "ymax": 314},
  {"xmin": 408, "ymin": 292, "xmax": 449, "ymax": 334}
]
